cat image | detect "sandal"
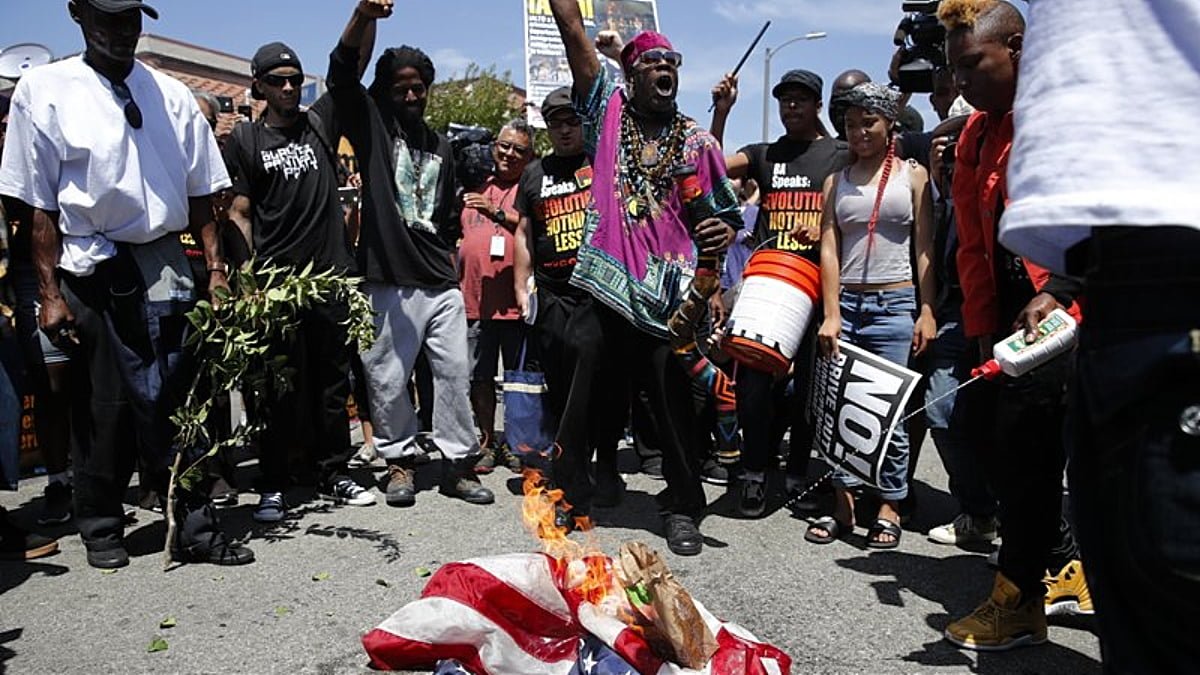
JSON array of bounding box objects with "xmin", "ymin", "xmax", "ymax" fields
[
  {"xmin": 805, "ymin": 516, "xmax": 852, "ymax": 545},
  {"xmin": 866, "ymin": 518, "xmax": 902, "ymax": 549}
]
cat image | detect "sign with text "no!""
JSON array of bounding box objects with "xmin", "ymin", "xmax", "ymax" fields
[{"xmin": 810, "ymin": 341, "xmax": 922, "ymax": 488}]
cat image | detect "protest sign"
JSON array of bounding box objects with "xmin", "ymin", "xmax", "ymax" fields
[
  {"xmin": 810, "ymin": 341, "xmax": 922, "ymax": 487},
  {"xmin": 523, "ymin": 0, "xmax": 659, "ymax": 126}
]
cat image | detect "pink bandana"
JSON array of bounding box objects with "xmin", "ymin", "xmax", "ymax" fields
[{"xmin": 620, "ymin": 31, "xmax": 675, "ymax": 74}]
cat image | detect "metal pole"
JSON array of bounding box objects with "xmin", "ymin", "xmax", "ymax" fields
[{"xmin": 762, "ymin": 46, "xmax": 772, "ymax": 142}]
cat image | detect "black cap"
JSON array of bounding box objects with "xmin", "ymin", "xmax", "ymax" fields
[
  {"xmin": 540, "ymin": 87, "xmax": 575, "ymax": 120},
  {"xmin": 251, "ymin": 42, "xmax": 302, "ymax": 99},
  {"xmin": 772, "ymin": 69, "xmax": 823, "ymax": 99},
  {"xmin": 84, "ymin": 0, "xmax": 158, "ymax": 19}
]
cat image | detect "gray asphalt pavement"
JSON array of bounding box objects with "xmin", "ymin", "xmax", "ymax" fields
[{"xmin": 0, "ymin": 438, "xmax": 1101, "ymax": 674}]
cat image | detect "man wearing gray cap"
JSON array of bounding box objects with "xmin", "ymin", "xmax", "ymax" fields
[
  {"xmin": 711, "ymin": 68, "xmax": 847, "ymax": 518},
  {"xmin": 0, "ymin": 0, "xmax": 253, "ymax": 568}
]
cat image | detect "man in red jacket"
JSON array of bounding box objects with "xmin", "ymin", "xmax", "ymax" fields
[{"xmin": 937, "ymin": 0, "xmax": 1090, "ymax": 652}]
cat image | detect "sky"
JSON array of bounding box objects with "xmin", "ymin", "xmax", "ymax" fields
[{"xmin": 1, "ymin": 1, "xmax": 938, "ymax": 151}]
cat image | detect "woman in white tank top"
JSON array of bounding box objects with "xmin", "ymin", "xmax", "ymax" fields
[{"xmin": 806, "ymin": 83, "xmax": 937, "ymax": 549}]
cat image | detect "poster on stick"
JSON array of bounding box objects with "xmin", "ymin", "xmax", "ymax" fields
[
  {"xmin": 810, "ymin": 341, "xmax": 922, "ymax": 487},
  {"xmin": 523, "ymin": 0, "xmax": 659, "ymax": 127}
]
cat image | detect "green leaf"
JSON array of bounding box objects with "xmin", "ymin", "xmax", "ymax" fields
[
  {"xmin": 415, "ymin": 566, "xmax": 432, "ymax": 578},
  {"xmin": 274, "ymin": 606, "xmax": 291, "ymax": 617},
  {"xmin": 159, "ymin": 617, "xmax": 177, "ymax": 629},
  {"xmin": 312, "ymin": 571, "xmax": 330, "ymax": 582},
  {"xmin": 147, "ymin": 636, "xmax": 169, "ymax": 653}
]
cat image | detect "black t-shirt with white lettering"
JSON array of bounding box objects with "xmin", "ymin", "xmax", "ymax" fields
[
  {"xmin": 738, "ymin": 136, "xmax": 847, "ymax": 264},
  {"xmin": 514, "ymin": 154, "xmax": 592, "ymax": 296},
  {"xmin": 224, "ymin": 114, "xmax": 354, "ymax": 272}
]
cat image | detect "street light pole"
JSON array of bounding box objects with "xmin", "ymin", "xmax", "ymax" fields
[{"xmin": 762, "ymin": 31, "xmax": 827, "ymax": 142}]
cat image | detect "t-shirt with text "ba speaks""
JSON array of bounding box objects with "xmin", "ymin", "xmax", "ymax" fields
[
  {"xmin": 738, "ymin": 136, "xmax": 847, "ymax": 265},
  {"xmin": 515, "ymin": 153, "xmax": 593, "ymax": 297}
]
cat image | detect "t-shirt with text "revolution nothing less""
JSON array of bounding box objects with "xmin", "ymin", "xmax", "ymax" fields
[
  {"xmin": 514, "ymin": 153, "xmax": 593, "ymax": 296},
  {"xmin": 738, "ymin": 136, "xmax": 847, "ymax": 264},
  {"xmin": 223, "ymin": 109, "xmax": 354, "ymax": 272}
]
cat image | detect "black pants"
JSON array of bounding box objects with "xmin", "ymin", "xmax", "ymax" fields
[
  {"xmin": 596, "ymin": 304, "xmax": 705, "ymax": 516},
  {"xmin": 60, "ymin": 249, "xmax": 215, "ymax": 552},
  {"xmin": 735, "ymin": 322, "xmax": 818, "ymax": 478},
  {"xmin": 537, "ymin": 291, "xmax": 625, "ymax": 514},
  {"xmin": 1068, "ymin": 226, "xmax": 1200, "ymax": 674},
  {"xmin": 257, "ymin": 300, "xmax": 354, "ymax": 492},
  {"xmin": 960, "ymin": 347, "xmax": 1077, "ymax": 597}
]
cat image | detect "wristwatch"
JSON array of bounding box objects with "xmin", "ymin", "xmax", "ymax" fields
[
  {"xmin": 207, "ymin": 261, "xmax": 229, "ymax": 275},
  {"xmin": 492, "ymin": 208, "xmax": 508, "ymax": 225}
]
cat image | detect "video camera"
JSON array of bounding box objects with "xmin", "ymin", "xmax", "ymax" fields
[{"xmin": 894, "ymin": 0, "xmax": 947, "ymax": 93}]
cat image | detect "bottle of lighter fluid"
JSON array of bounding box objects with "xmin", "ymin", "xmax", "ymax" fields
[{"xmin": 972, "ymin": 308, "xmax": 1077, "ymax": 380}]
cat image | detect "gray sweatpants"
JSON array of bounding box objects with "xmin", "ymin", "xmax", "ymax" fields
[{"xmin": 361, "ymin": 283, "xmax": 479, "ymax": 461}]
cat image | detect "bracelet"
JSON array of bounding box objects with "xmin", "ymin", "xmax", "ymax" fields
[{"xmin": 207, "ymin": 261, "xmax": 229, "ymax": 274}]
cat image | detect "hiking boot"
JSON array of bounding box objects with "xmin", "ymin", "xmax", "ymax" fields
[
  {"xmin": 38, "ymin": 481, "xmax": 73, "ymax": 525},
  {"xmin": 441, "ymin": 458, "xmax": 495, "ymax": 505},
  {"xmin": 1043, "ymin": 559, "xmax": 1094, "ymax": 616},
  {"xmin": 385, "ymin": 463, "xmax": 417, "ymax": 507},
  {"xmin": 737, "ymin": 476, "xmax": 767, "ymax": 518},
  {"xmin": 324, "ymin": 478, "xmax": 377, "ymax": 507},
  {"xmin": 252, "ymin": 492, "xmax": 286, "ymax": 523},
  {"xmin": 0, "ymin": 511, "xmax": 59, "ymax": 561},
  {"xmin": 475, "ymin": 446, "xmax": 497, "ymax": 474},
  {"xmin": 663, "ymin": 514, "xmax": 703, "ymax": 556},
  {"xmin": 928, "ymin": 513, "xmax": 999, "ymax": 546},
  {"xmin": 497, "ymin": 443, "xmax": 523, "ymax": 473},
  {"xmin": 945, "ymin": 572, "xmax": 1048, "ymax": 651}
]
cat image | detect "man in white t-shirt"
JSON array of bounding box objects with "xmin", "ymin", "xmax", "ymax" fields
[
  {"xmin": 0, "ymin": 0, "xmax": 254, "ymax": 569},
  {"xmin": 1000, "ymin": 1, "xmax": 1200, "ymax": 671}
]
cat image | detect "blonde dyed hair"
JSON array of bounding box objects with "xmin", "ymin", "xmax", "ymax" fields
[{"xmin": 938, "ymin": 0, "xmax": 998, "ymax": 32}]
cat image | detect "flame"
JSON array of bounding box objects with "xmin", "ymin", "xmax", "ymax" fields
[{"xmin": 521, "ymin": 468, "xmax": 615, "ymax": 606}]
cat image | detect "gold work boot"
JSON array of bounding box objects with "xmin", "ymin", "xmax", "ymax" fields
[
  {"xmin": 945, "ymin": 572, "xmax": 1048, "ymax": 651},
  {"xmin": 1044, "ymin": 559, "xmax": 1094, "ymax": 616}
]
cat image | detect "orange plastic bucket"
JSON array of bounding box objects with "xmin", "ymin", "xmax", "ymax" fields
[{"xmin": 724, "ymin": 250, "xmax": 821, "ymax": 374}]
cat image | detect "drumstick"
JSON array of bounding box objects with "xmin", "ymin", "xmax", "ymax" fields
[{"xmin": 708, "ymin": 20, "xmax": 771, "ymax": 113}]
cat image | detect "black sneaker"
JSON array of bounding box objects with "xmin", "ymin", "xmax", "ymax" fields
[
  {"xmin": 641, "ymin": 456, "xmax": 664, "ymax": 480},
  {"xmin": 209, "ymin": 477, "xmax": 238, "ymax": 507},
  {"xmin": 737, "ymin": 477, "xmax": 767, "ymax": 518},
  {"xmin": 663, "ymin": 514, "xmax": 703, "ymax": 556},
  {"xmin": 700, "ymin": 459, "xmax": 730, "ymax": 486},
  {"xmin": 38, "ymin": 481, "xmax": 73, "ymax": 525},
  {"xmin": 86, "ymin": 545, "xmax": 130, "ymax": 569}
]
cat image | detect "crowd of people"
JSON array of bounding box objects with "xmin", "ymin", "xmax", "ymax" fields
[{"xmin": 0, "ymin": 0, "xmax": 1195, "ymax": 670}]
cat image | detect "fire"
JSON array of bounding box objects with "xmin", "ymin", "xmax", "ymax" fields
[{"xmin": 521, "ymin": 468, "xmax": 615, "ymax": 606}]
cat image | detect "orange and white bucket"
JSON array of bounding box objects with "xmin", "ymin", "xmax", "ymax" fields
[{"xmin": 724, "ymin": 250, "xmax": 821, "ymax": 374}]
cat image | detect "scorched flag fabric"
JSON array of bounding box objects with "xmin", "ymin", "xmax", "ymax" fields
[{"xmin": 362, "ymin": 553, "xmax": 791, "ymax": 674}]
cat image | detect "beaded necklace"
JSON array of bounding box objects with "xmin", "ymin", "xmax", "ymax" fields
[{"xmin": 619, "ymin": 107, "xmax": 688, "ymax": 220}]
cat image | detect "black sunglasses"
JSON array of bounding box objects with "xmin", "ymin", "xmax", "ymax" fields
[
  {"xmin": 111, "ymin": 80, "xmax": 143, "ymax": 130},
  {"xmin": 261, "ymin": 73, "xmax": 305, "ymax": 88}
]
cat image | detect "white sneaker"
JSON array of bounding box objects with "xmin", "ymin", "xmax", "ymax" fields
[
  {"xmin": 928, "ymin": 513, "xmax": 998, "ymax": 545},
  {"xmin": 327, "ymin": 479, "xmax": 377, "ymax": 506},
  {"xmin": 348, "ymin": 443, "xmax": 378, "ymax": 468}
]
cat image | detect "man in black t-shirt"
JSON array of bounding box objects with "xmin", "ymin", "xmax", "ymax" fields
[
  {"xmin": 513, "ymin": 88, "xmax": 625, "ymax": 526},
  {"xmin": 329, "ymin": 1, "xmax": 492, "ymax": 508},
  {"xmin": 225, "ymin": 42, "xmax": 375, "ymax": 521},
  {"xmin": 711, "ymin": 69, "xmax": 847, "ymax": 518}
]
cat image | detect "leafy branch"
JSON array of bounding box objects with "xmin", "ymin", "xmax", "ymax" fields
[{"xmin": 163, "ymin": 259, "xmax": 375, "ymax": 568}]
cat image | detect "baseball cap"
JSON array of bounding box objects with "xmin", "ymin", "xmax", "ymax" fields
[
  {"xmin": 540, "ymin": 87, "xmax": 575, "ymax": 120},
  {"xmin": 84, "ymin": 0, "xmax": 159, "ymax": 20},
  {"xmin": 772, "ymin": 69, "xmax": 823, "ymax": 99}
]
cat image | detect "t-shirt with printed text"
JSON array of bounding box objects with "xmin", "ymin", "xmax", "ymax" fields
[
  {"xmin": 737, "ymin": 136, "xmax": 846, "ymax": 265},
  {"xmin": 514, "ymin": 154, "xmax": 593, "ymax": 297}
]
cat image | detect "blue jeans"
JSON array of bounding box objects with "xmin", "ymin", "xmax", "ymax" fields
[
  {"xmin": 1068, "ymin": 226, "xmax": 1200, "ymax": 674},
  {"xmin": 832, "ymin": 287, "xmax": 914, "ymax": 501},
  {"xmin": 926, "ymin": 309, "xmax": 996, "ymax": 518}
]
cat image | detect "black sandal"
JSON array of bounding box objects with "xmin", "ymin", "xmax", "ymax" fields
[
  {"xmin": 805, "ymin": 516, "xmax": 852, "ymax": 545},
  {"xmin": 866, "ymin": 518, "xmax": 902, "ymax": 549}
]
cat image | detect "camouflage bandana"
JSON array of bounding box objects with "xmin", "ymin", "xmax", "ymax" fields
[{"xmin": 842, "ymin": 82, "xmax": 902, "ymax": 120}]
